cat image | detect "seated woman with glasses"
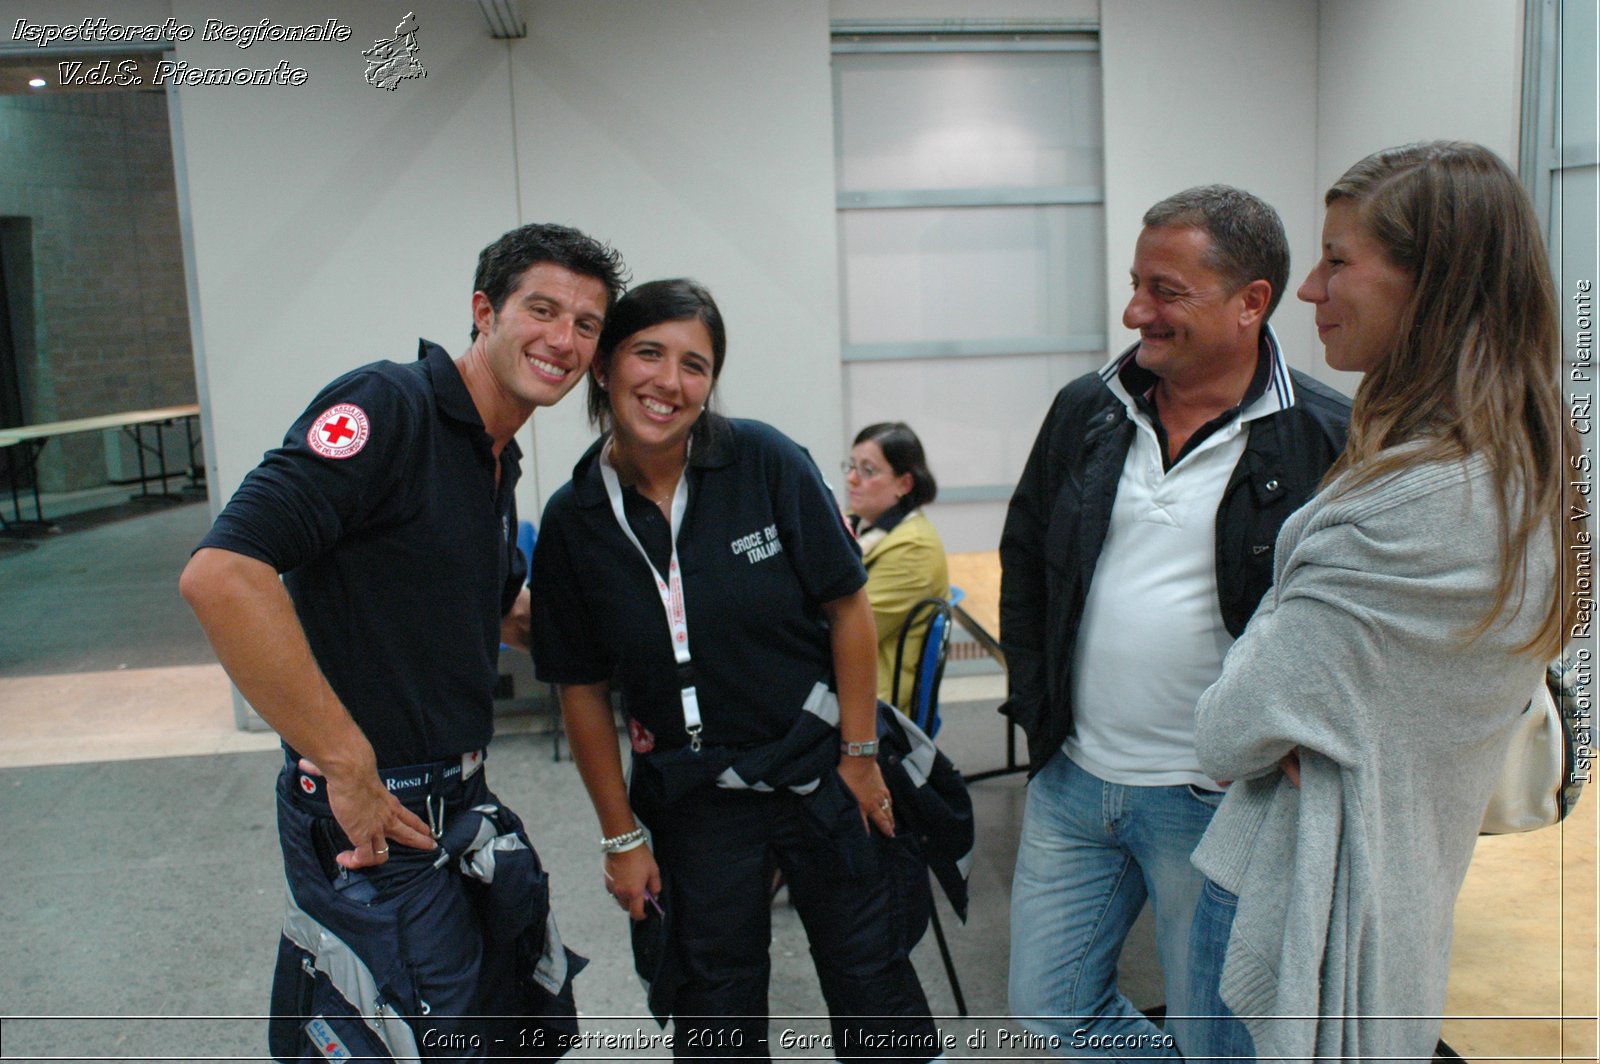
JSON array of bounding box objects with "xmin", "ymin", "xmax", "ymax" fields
[{"xmin": 844, "ymin": 422, "xmax": 950, "ymax": 715}]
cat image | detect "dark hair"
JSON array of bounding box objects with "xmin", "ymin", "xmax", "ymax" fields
[
  {"xmin": 853, "ymin": 421, "xmax": 937, "ymax": 508},
  {"xmin": 1142, "ymin": 185, "xmax": 1291, "ymax": 320},
  {"xmin": 1318, "ymin": 141, "xmax": 1580, "ymax": 657},
  {"xmin": 469, "ymin": 222, "xmax": 628, "ymax": 339},
  {"xmin": 586, "ymin": 278, "xmax": 728, "ymax": 433}
]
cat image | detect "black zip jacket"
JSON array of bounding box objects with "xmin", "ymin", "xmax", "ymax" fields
[{"xmin": 998, "ymin": 356, "xmax": 1351, "ymax": 778}]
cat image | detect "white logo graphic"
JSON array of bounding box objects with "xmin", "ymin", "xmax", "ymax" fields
[
  {"xmin": 363, "ymin": 12, "xmax": 425, "ymax": 90},
  {"xmin": 307, "ymin": 403, "xmax": 371, "ymax": 459},
  {"xmin": 729, "ymin": 524, "xmax": 784, "ymax": 565}
]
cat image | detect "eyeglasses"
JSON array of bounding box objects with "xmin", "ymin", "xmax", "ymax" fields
[{"xmin": 841, "ymin": 460, "xmax": 883, "ymax": 480}]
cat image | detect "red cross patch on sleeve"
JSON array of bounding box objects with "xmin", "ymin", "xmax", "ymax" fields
[{"xmin": 307, "ymin": 403, "xmax": 371, "ymax": 459}]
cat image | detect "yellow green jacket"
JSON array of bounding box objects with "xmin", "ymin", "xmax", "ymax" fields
[{"xmin": 859, "ymin": 509, "xmax": 949, "ymax": 713}]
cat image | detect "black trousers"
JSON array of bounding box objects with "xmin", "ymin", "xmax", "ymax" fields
[{"xmin": 646, "ymin": 781, "xmax": 939, "ymax": 1063}]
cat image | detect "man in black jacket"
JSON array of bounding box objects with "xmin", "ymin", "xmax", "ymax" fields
[{"xmin": 999, "ymin": 186, "xmax": 1349, "ymax": 1057}]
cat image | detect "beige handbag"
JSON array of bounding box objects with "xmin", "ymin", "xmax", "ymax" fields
[{"xmin": 1480, "ymin": 660, "xmax": 1587, "ymax": 835}]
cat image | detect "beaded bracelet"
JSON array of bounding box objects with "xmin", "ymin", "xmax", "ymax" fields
[{"xmin": 599, "ymin": 827, "xmax": 647, "ymax": 854}]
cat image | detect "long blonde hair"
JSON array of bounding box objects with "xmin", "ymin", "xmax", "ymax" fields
[{"xmin": 1322, "ymin": 141, "xmax": 1579, "ymax": 657}]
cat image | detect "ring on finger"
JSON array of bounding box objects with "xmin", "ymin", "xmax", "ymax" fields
[{"xmin": 878, "ymin": 797, "xmax": 892, "ymax": 812}]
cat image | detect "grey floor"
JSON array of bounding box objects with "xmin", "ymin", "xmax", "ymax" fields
[{"xmin": 0, "ymin": 500, "xmax": 1165, "ymax": 1061}]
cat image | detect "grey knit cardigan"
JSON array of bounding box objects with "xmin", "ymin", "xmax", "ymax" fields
[{"xmin": 1192, "ymin": 453, "xmax": 1555, "ymax": 1063}]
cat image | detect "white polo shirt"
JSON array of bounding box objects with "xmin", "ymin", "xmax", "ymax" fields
[{"xmin": 1066, "ymin": 335, "xmax": 1295, "ymax": 789}]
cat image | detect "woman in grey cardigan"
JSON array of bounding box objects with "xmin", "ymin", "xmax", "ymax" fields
[{"xmin": 1183, "ymin": 142, "xmax": 1583, "ymax": 1063}]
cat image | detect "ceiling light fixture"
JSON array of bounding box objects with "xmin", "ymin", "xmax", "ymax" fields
[{"xmin": 28, "ymin": 77, "xmax": 47, "ymax": 88}]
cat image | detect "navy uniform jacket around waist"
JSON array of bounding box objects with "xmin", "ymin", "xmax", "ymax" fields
[
  {"xmin": 997, "ymin": 334, "xmax": 1352, "ymax": 778},
  {"xmin": 196, "ymin": 340, "xmax": 524, "ymax": 768},
  {"xmin": 530, "ymin": 416, "xmax": 867, "ymax": 749}
]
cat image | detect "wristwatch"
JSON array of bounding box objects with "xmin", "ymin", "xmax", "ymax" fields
[{"xmin": 840, "ymin": 738, "xmax": 878, "ymax": 757}]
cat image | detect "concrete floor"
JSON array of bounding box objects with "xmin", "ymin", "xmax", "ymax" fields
[
  {"xmin": 0, "ymin": 500, "xmax": 1594, "ymax": 1061},
  {"xmin": 0, "ymin": 501, "xmax": 1084, "ymax": 1061}
]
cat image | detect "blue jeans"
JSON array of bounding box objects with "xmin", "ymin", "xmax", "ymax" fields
[
  {"xmin": 1183, "ymin": 879, "xmax": 1256, "ymax": 1064},
  {"xmin": 1008, "ymin": 750, "xmax": 1220, "ymax": 1060}
]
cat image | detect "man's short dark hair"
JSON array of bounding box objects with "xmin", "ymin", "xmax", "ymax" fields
[
  {"xmin": 1143, "ymin": 186, "xmax": 1290, "ymax": 320},
  {"xmin": 469, "ymin": 223, "xmax": 629, "ymax": 339}
]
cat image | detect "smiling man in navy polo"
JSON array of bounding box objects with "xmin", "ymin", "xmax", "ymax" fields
[{"xmin": 181, "ymin": 223, "xmax": 626, "ymax": 1061}]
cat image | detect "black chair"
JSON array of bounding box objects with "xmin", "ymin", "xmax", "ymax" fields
[{"xmin": 890, "ymin": 594, "xmax": 968, "ymax": 1016}]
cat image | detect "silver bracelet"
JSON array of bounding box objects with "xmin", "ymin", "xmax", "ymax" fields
[{"xmin": 599, "ymin": 827, "xmax": 647, "ymax": 854}]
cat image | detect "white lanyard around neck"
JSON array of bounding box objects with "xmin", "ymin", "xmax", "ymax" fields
[{"xmin": 598, "ymin": 440, "xmax": 703, "ymax": 751}]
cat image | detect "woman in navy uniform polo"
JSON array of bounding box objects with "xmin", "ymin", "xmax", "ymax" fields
[{"xmin": 530, "ymin": 280, "xmax": 938, "ymax": 1060}]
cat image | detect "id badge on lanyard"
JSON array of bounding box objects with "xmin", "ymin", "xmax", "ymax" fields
[{"xmin": 599, "ymin": 443, "xmax": 704, "ymax": 751}]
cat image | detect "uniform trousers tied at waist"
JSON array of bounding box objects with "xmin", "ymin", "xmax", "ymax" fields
[{"xmin": 268, "ymin": 753, "xmax": 587, "ymax": 1062}]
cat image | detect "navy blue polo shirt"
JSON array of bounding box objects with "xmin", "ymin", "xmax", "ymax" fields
[
  {"xmin": 197, "ymin": 340, "xmax": 523, "ymax": 767},
  {"xmin": 529, "ymin": 417, "xmax": 866, "ymax": 748}
]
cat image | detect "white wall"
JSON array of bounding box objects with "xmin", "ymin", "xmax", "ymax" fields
[
  {"xmin": 1099, "ymin": 0, "xmax": 1525, "ymax": 397},
  {"xmin": 508, "ymin": 0, "xmax": 844, "ymax": 513},
  {"xmin": 159, "ymin": 0, "xmax": 848, "ymax": 527},
  {"xmin": 828, "ymin": 0, "xmax": 1104, "ymax": 553},
  {"xmin": 5, "ymin": 0, "xmax": 1535, "ymax": 528},
  {"xmin": 1312, "ymin": 0, "xmax": 1525, "ymax": 393},
  {"xmin": 1316, "ymin": 0, "xmax": 1523, "ymax": 189},
  {"xmin": 1101, "ymin": 0, "xmax": 1321, "ymax": 377},
  {"xmin": 167, "ymin": 0, "xmax": 521, "ymax": 499},
  {"xmin": 831, "ymin": 0, "xmax": 1098, "ymax": 21}
]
